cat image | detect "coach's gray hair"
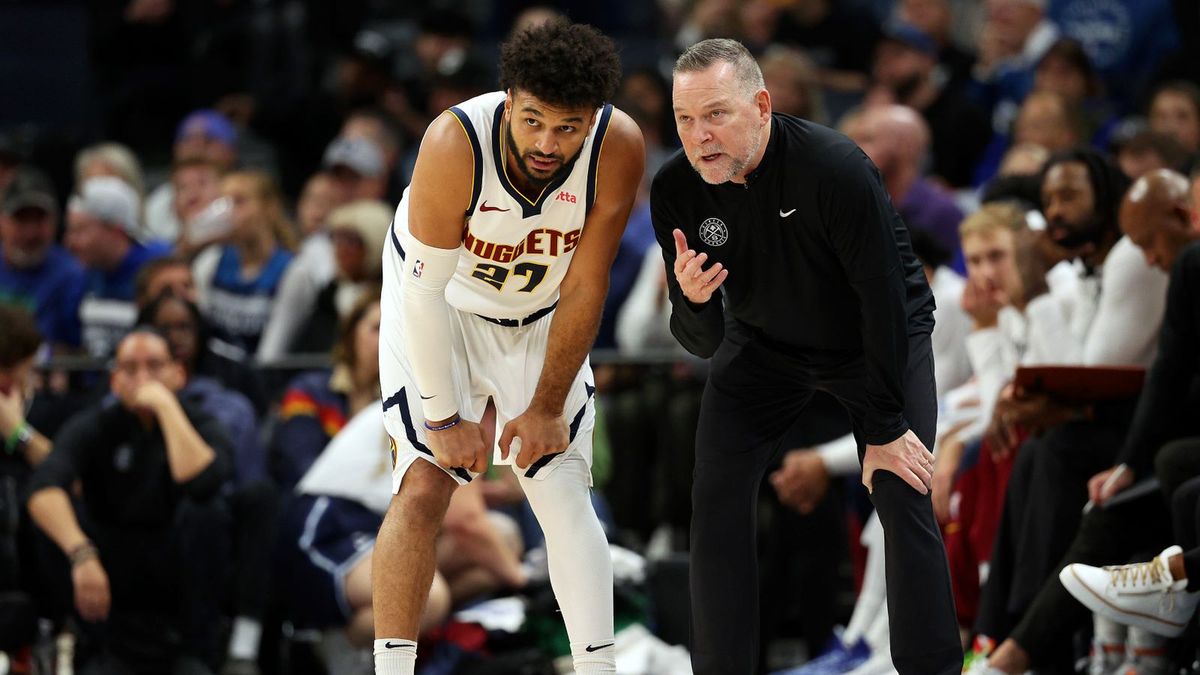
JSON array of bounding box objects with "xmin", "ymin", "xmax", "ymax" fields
[{"xmin": 674, "ymin": 39, "xmax": 766, "ymax": 99}]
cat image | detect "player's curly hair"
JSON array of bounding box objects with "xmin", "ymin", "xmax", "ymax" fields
[{"xmin": 499, "ymin": 20, "xmax": 621, "ymax": 110}]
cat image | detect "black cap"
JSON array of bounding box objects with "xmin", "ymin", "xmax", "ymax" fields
[{"xmin": 1, "ymin": 167, "xmax": 57, "ymax": 216}]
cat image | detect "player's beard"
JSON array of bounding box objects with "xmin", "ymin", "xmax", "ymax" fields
[
  {"xmin": 504, "ymin": 121, "xmax": 577, "ymax": 191},
  {"xmin": 690, "ymin": 118, "xmax": 766, "ymax": 185}
]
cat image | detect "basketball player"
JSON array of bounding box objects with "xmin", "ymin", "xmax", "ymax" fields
[{"xmin": 372, "ymin": 20, "xmax": 643, "ymax": 675}]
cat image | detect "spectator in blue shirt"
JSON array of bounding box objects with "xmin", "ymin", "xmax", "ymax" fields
[
  {"xmin": 193, "ymin": 171, "xmax": 295, "ymax": 358},
  {"xmin": 66, "ymin": 176, "xmax": 170, "ymax": 358},
  {"xmin": 0, "ymin": 169, "xmax": 85, "ymax": 353}
]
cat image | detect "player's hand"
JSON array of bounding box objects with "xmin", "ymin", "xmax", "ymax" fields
[
  {"xmin": 426, "ymin": 419, "xmax": 489, "ymax": 473},
  {"xmin": 769, "ymin": 449, "xmax": 830, "ymax": 514},
  {"xmin": 1088, "ymin": 465, "xmax": 1134, "ymax": 507},
  {"xmin": 673, "ymin": 229, "xmax": 728, "ymax": 304},
  {"xmin": 73, "ymin": 557, "xmax": 111, "ymax": 622},
  {"xmin": 499, "ymin": 409, "xmax": 569, "ymax": 470},
  {"xmin": 863, "ymin": 429, "xmax": 934, "ymax": 496}
]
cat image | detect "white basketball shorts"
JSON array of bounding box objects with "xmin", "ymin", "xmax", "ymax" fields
[{"xmin": 379, "ymin": 228, "xmax": 596, "ymax": 491}]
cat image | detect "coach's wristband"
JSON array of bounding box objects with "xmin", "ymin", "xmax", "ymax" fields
[{"xmin": 424, "ymin": 416, "xmax": 461, "ymax": 432}]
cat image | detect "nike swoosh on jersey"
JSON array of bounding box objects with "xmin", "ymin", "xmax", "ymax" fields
[
  {"xmin": 420, "ymin": 394, "xmax": 435, "ymax": 400},
  {"xmin": 780, "ymin": 208, "xmax": 797, "ymax": 217},
  {"xmin": 479, "ymin": 201, "xmax": 510, "ymax": 212}
]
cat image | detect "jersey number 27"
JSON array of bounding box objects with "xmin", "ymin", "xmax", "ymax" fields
[{"xmin": 471, "ymin": 262, "xmax": 549, "ymax": 293}]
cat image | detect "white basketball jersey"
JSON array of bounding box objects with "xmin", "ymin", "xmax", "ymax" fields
[{"xmin": 393, "ymin": 91, "xmax": 613, "ymax": 319}]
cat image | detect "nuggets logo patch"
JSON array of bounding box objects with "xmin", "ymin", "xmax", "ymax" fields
[
  {"xmin": 698, "ymin": 217, "xmax": 728, "ymax": 247},
  {"xmin": 412, "ymin": 260, "xmax": 425, "ymax": 278}
]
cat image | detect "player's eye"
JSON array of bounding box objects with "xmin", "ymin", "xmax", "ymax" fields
[
  {"xmin": 559, "ymin": 125, "xmax": 576, "ymax": 133},
  {"xmin": 525, "ymin": 118, "xmax": 539, "ymax": 127}
]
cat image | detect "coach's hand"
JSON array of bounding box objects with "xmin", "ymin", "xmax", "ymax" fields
[
  {"xmin": 499, "ymin": 409, "xmax": 569, "ymax": 470},
  {"xmin": 427, "ymin": 418, "xmax": 489, "ymax": 473},
  {"xmin": 673, "ymin": 229, "xmax": 728, "ymax": 304},
  {"xmin": 863, "ymin": 429, "xmax": 934, "ymax": 496}
]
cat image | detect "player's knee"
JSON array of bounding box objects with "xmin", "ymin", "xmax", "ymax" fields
[{"xmin": 393, "ymin": 461, "xmax": 456, "ymax": 524}]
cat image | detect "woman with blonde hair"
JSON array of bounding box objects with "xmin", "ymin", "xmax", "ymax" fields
[{"xmin": 192, "ymin": 170, "xmax": 296, "ymax": 357}]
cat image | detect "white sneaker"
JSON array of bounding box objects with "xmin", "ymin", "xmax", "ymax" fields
[
  {"xmin": 1060, "ymin": 545, "xmax": 1200, "ymax": 638},
  {"xmin": 1113, "ymin": 626, "xmax": 1169, "ymax": 675}
]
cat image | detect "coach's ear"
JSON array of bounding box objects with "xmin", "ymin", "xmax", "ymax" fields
[{"xmin": 755, "ymin": 87, "xmax": 772, "ymax": 123}]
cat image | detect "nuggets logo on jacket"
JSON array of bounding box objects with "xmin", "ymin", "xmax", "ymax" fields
[{"xmin": 463, "ymin": 223, "xmax": 582, "ymax": 264}]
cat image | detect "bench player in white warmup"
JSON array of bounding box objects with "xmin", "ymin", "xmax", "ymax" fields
[{"xmin": 372, "ymin": 20, "xmax": 644, "ymax": 675}]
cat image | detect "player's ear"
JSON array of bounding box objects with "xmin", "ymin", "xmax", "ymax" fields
[{"xmin": 504, "ymin": 89, "xmax": 514, "ymax": 114}]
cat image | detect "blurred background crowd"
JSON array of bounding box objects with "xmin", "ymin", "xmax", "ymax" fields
[{"xmin": 1, "ymin": 0, "xmax": 1199, "ymax": 674}]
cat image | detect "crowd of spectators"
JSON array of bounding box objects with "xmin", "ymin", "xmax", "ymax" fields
[{"xmin": 2, "ymin": 0, "xmax": 1200, "ymax": 673}]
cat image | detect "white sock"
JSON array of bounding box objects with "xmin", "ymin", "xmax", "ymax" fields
[
  {"xmin": 517, "ymin": 454, "xmax": 614, "ymax": 671},
  {"xmin": 373, "ymin": 638, "xmax": 417, "ymax": 675},
  {"xmin": 571, "ymin": 639, "xmax": 616, "ymax": 673},
  {"xmin": 228, "ymin": 616, "xmax": 262, "ymax": 660}
]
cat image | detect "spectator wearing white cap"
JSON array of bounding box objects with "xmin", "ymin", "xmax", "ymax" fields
[
  {"xmin": 341, "ymin": 108, "xmax": 403, "ymax": 202},
  {"xmin": 192, "ymin": 171, "xmax": 295, "ymax": 358},
  {"xmin": 74, "ymin": 142, "xmax": 146, "ymax": 212},
  {"xmin": 290, "ymin": 199, "xmax": 391, "ymax": 354},
  {"xmin": 323, "ymin": 136, "xmax": 387, "ymax": 202},
  {"xmin": 0, "ymin": 168, "xmax": 86, "ymax": 352},
  {"xmin": 144, "ymin": 110, "xmax": 240, "ymax": 245},
  {"xmin": 65, "ymin": 176, "xmax": 170, "ymax": 358}
]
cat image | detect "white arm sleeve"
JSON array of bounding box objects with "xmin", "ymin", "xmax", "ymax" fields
[{"xmin": 400, "ymin": 237, "xmax": 463, "ymax": 422}]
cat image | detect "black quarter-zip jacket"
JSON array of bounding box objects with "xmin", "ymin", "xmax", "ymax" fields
[{"xmin": 649, "ymin": 113, "xmax": 935, "ymax": 445}]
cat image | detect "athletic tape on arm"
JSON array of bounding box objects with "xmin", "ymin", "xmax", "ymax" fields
[{"xmin": 400, "ymin": 236, "xmax": 463, "ymax": 421}]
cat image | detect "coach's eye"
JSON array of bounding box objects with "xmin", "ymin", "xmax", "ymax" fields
[{"xmin": 711, "ymin": 110, "xmax": 724, "ymax": 118}]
